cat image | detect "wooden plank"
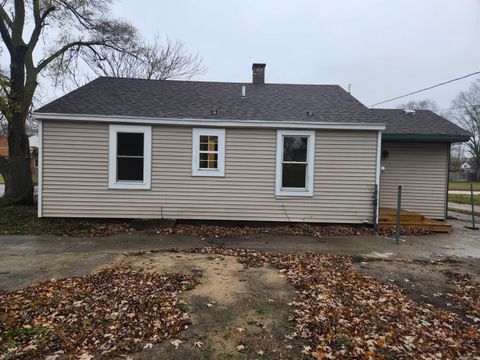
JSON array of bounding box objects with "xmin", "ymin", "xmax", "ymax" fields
[{"xmin": 379, "ymin": 207, "xmax": 452, "ymax": 233}]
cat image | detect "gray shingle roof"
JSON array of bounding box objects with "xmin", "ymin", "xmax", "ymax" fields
[
  {"xmin": 372, "ymin": 108, "xmax": 470, "ymax": 140},
  {"xmin": 36, "ymin": 77, "xmax": 470, "ymax": 140}
]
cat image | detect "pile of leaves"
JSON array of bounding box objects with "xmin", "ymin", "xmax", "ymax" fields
[
  {"xmin": 183, "ymin": 247, "xmax": 480, "ymax": 359},
  {"xmin": 0, "ymin": 267, "xmax": 197, "ymax": 359},
  {"xmin": 155, "ymin": 223, "xmax": 430, "ymax": 238},
  {"xmin": 444, "ymin": 271, "xmax": 480, "ymax": 322},
  {"xmin": 0, "ymin": 206, "xmax": 430, "ymax": 238}
]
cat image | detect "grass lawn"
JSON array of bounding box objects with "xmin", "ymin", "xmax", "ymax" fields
[
  {"xmin": 448, "ymin": 193, "xmax": 480, "ymax": 205},
  {"xmin": 0, "ymin": 206, "xmax": 133, "ymax": 236},
  {"xmin": 449, "ymin": 181, "xmax": 480, "ymax": 191},
  {"xmin": 0, "ymin": 206, "xmax": 57, "ymax": 235}
]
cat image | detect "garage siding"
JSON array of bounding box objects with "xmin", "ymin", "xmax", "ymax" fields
[
  {"xmin": 380, "ymin": 142, "xmax": 449, "ymax": 219},
  {"xmin": 41, "ymin": 121, "xmax": 378, "ymax": 223}
]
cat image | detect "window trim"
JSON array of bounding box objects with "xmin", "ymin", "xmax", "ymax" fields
[
  {"xmin": 108, "ymin": 124, "xmax": 152, "ymax": 189},
  {"xmin": 275, "ymin": 130, "xmax": 315, "ymax": 197},
  {"xmin": 192, "ymin": 128, "xmax": 225, "ymax": 177}
]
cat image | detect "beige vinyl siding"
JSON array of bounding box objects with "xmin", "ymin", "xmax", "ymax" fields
[
  {"xmin": 380, "ymin": 142, "xmax": 449, "ymax": 219},
  {"xmin": 41, "ymin": 121, "xmax": 378, "ymax": 223}
]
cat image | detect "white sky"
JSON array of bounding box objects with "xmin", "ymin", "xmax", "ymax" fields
[
  {"xmin": 5, "ymin": 0, "xmax": 480, "ymax": 109},
  {"xmin": 110, "ymin": 0, "xmax": 480, "ymax": 109}
]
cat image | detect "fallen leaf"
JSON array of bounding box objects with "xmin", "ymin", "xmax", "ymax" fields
[{"xmin": 170, "ymin": 339, "xmax": 183, "ymax": 349}]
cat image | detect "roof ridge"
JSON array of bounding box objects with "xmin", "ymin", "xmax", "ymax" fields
[{"xmin": 95, "ymin": 76, "xmax": 343, "ymax": 88}]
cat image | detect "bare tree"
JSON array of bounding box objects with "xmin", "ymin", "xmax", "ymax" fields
[
  {"xmin": 450, "ymin": 79, "xmax": 480, "ymax": 180},
  {"xmin": 85, "ymin": 36, "xmax": 206, "ymax": 80},
  {"xmin": 450, "ymin": 143, "xmax": 467, "ymax": 172},
  {"xmin": 0, "ymin": 0, "xmax": 137, "ymax": 205},
  {"xmin": 396, "ymin": 99, "xmax": 439, "ymax": 112}
]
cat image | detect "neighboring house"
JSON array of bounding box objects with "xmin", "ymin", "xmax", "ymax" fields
[
  {"xmin": 461, "ymin": 162, "xmax": 471, "ymax": 171},
  {"xmin": 28, "ymin": 135, "xmax": 39, "ymax": 178},
  {"xmin": 0, "ymin": 137, "xmax": 7, "ymax": 157},
  {"xmin": 33, "ymin": 64, "xmax": 470, "ymax": 223}
]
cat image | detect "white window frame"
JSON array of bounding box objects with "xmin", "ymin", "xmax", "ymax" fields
[
  {"xmin": 192, "ymin": 128, "xmax": 225, "ymax": 177},
  {"xmin": 108, "ymin": 124, "xmax": 152, "ymax": 189},
  {"xmin": 275, "ymin": 130, "xmax": 315, "ymax": 197}
]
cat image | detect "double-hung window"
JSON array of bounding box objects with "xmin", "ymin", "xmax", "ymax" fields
[
  {"xmin": 192, "ymin": 128, "xmax": 225, "ymax": 176},
  {"xmin": 275, "ymin": 130, "xmax": 315, "ymax": 196},
  {"xmin": 108, "ymin": 125, "xmax": 152, "ymax": 189}
]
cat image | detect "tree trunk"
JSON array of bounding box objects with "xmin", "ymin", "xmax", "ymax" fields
[
  {"xmin": 0, "ymin": 110, "xmax": 34, "ymax": 206},
  {"xmin": 0, "ymin": 43, "xmax": 34, "ymax": 206},
  {"xmin": 0, "ymin": 152, "xmax": 33, "ymax": 206},
  {"xmin": 0, "ymin": 110, "xmax": 35, "ymax": 206}
]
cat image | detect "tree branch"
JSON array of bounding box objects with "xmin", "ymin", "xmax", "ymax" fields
[
  {"xmin": 56, "ymin": 0, "xmax": 97, "ymax": 28},
  {"xmin": 0, "ymin": 14, "xmax": 13, "ymax": 52},
  {"xmin": 28, "ymin": 1, "xmax": 55, "ymax": 48},
  {"xmin": 0, "ymin": 3, "xmax": 12, "ymax": 28},
  {"xmin": 36, "ymin": 40, "xmax": 105, "ymax": 72},
  {"xmin": 11, "ymin": 0, "xmax": 25, "ymax": 44}
]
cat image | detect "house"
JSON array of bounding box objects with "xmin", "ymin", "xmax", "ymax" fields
[
  {"xmin": 33, "ymin": 64, "xmax": 470, "ymax": 224},
  {"xmin": 0, "ymin": 137, "xmax": 7, "ymax": 157},
  {"xmin": 461, "ymin": 162, "xmax": 471, "ymax": 171},
  {"xmin": 28, "ymin": 135, "xmax": 39, "ymax": 178}
]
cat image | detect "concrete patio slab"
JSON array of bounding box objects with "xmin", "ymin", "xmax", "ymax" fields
[{"xmin": 1, "ymin": 219, "xmax": 479, "ymax": 291}]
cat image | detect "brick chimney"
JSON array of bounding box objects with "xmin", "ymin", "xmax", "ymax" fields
[{"xmin": 252, "ymin": 63, "xmax": 266, "ymax": 84}]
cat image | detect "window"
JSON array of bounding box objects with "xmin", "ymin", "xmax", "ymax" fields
[
  {"xmin": 192, "ymin": 128, "xmax": 225, "ymax": 176},
  {"xmin": 275, "ymin": 130, "xmax": 315, "ymax": 196},
  {"xmin": 109, "ymin": 125, "xmax": 152, "ymax": 189}
]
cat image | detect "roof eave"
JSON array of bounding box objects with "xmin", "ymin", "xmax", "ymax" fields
[
  {"xmin": 33, "ymin": 112, "xmax": 386, "ymax": 131},
  {"xmin": 383, "ymin": 133, "xmax": 471, "ymax": 143}
]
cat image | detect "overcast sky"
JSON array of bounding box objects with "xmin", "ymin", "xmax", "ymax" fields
[{"xmin": 109, "ymin": 0, "xmax": 480, "ymax": 110}]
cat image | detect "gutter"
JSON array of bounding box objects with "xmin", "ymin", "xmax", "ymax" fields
[
  {"xmin": 383, "ymin": 133, "xmax": 471, "ymax": 143},
  {"xmin": 33, "ymin": 112, "xmax": 386, "ymax": 131},
  {"xmin": 37, "ymin": 120, "xmax": 43, "ymax": 218},
  {"xmin": 374, "ymin": 131, "xmax": 382, "ymax": 226}
]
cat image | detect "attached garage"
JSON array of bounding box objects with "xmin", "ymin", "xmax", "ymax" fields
[
  {"xmin": 380, "ymin": 141, "xmax": 449, "ymax": 219},
  {"xmin": 374, "ymin": 109, "xmax": 470, "ymax": 221}
]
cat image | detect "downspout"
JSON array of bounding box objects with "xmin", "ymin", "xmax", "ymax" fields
[
  {"xmin": 37, "ymin": 119, "xmax": 43, "ymax": 218},
  {"xmin": 374, "ymin": 131, "xmax": 383, "ymax": 226},
  {"xmin": 445, "ymin": 143, "xmax": 451, "ymax": 219}
]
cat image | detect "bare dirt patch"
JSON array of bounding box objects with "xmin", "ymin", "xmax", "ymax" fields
[
  {"xmin": 122, "ymin": 252, "xmax": 306, "ymax": 359},
  {"xmin": 175, "ymin": 248, "xmax": 480, "ymax": 359},
  {"xmin": 3, "ymin": 246, "xmax": 479, "ymax": 359},
  {"xmin": 353, "ymin": 257, "xmax": 480, "ymax": 320}
]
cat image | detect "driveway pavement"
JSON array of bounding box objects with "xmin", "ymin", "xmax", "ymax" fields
[
  {"xmin": 1, "ymin": 219, "xmax": 479, "ymax": 291},
  {"xmin": 449, "ymin": 202, "xmax": 480, "ymax": 217}
]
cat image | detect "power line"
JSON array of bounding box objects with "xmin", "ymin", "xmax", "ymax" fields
[
  {"xmin": 437, "ymin": 106, "xmax": 460, "ymax": 112},
  {"xmin": 370, "ymin": 71, "xmax": 480, "ymax": 107}
]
